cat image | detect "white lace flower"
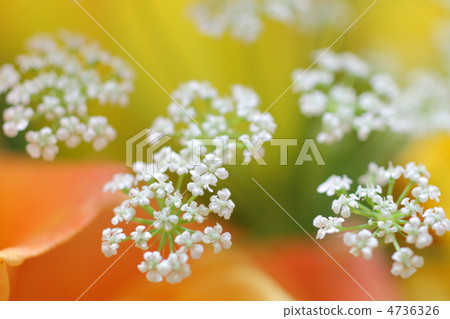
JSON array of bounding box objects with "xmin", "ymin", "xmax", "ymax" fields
[
  {"xmin": 1, "ymin": 31, "xmax": 134, "ymax": 160},
  {"xmin": 82, "ymin": 116, "xmax": 116, "ymax": 151},
  {"xmin": 313, "ymin": 215, "xmax": 344, "ymax": 239},
  {"xmin": 376, "ymin": 220, "xmax": 398, "ymax": 243},
  {"xmin": 153, "ymin": 207, "xmax": 179, "ymax": 231},
  {"xmin": 165, "ymin": 190, "xmax": 183, "ymax": 208},
  {"xmin": 404, "ymin": 217, "xmax": 433, "ymax": 249},
  {"xmin": 203, "ymin": 223, "xmax": 232, "ymax": 253},
  {"xmin": 150, "ymin": 178, "xmax": 175, "ymax": 199},
  {"xmin": 128, "ymin": 186, "xmax": 154, "ymax": 207},
  {"xmin": 358, "ymin": 162, "xmax": 387, "ymax": 186},
  {"xmin": 2, "ymin": 105, "xmax": 34, "ymax": 137},
  {"xmin": 111, "ymin": 200, "xmax": 135, "ymax": 225},
  {"xmin": 103, "ymin": 173, "xmax": 134, "ymax": 193},
  {"xmin": 317, "ymin": 175, "xmax": 352, "ymax": 196},
  {"xmin": 138, "ymin": 251, "xmax": 164, "ymax": 282},
  {"xmin": 37, "ymin": 95, "xmax": 66, "ymax": 120},
  {"xmin": 383, "ymin": 162, "xmax": 404, "ymax": 180},
  {"xmin": 25, "ymin": 127, "xmax": 59, "ymax": 161},
  {"xmin": 423, "ymin": 207, "xmax": 450, "ymax": 236},
  {"xmin": 391, "ymin": 248, "xmax": 424, "ymax": 279},
  {"xmin": 412, "ymin": 177, "xmax": 441, "ymax": 203},
  {"xmin": 56, "ymin": 116, "xmax": 86, "ymax": 148},
  {"xmin": 191, "ymin": 153, "xmax": 229, "ymax": 187},
  {"xmin": 101, "ymin": 227, "xmax": 126, "ymax": 257},
  {"xmin": 181, "ymin": 201, "xmax": 210, "ymax": 223},
  {"xmin": 157, "ymin": 252, "xmax": 191, "ymax": 284},
  {"xmin": 131, "ymin": 225, "xmax": 152, "ymax": 250},
  {"xmin": 373, "ymin": 195, "xmax": 398, "ymax": 217},
  {"xmin": 331, "ymin": 194, "xmax": 358, "ymax": 218},
  {"xmin": 343, "ymin": 230, "xmax": 378, "ymax": 259},
  {"xmin": 209, "ymin": 188, "xmax": 235, "ymax": 219},
  {"xmin": 299, "ymin": 90, "xmax": 328, "ymax": 116},
  {"xmin": 0, "ymin": 63, "xmax": 20, "ymax": 93},
  {"xmin": 187, "ymin": 175, "xmax": 208, "ymax": 196},
  {"xmin": 355, "ymin": 184, "xmax": 382, "ymax": 200},
  {"xmin": 175, "ymin": 231, "xmax": 204, "ymax": 259},
  {"xmin": 404, "ymin": 162, "xmax": 430, "ymax": 182},
  {"xmin": 400, "ymin": 198, "xmax": 423, "ymax": 217}
]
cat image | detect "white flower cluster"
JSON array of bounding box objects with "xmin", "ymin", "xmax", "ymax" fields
[
  {"xmin": 150, "ymin": 80, "xmax": 276, "ymax": 164},
  {"xmin": 0, "ymin": 31, "xmax": 135, "ymax": 160},
  {"xmin": 102, "ymin": 147, "xmax": 234, "ymax": 284},
  {"xmin": 391, "ymin": 71, "xmax": 450, "ymax": 136},
  {"xmin": 292, "ymin": 49, "xmax": 401, "ymax": 144},
  {"xmin": 189, "ymin": 0, "xmax": 351, "ymax": 43},
  {"xmin": 314, "ymin": 162, "xmax": 450, "ymax": 279}
]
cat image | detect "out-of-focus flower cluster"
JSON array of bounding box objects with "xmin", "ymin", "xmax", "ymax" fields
[
  {"xmin": 0, "ymin": 31, "xmax": 135, "ymax": 160},
  {"xmin": 189, "ymin": 0, "xmax": 351, "ymax": 43},
  {"xmin": 150, "ymin": 80, "xmax": 276, "ymax": 164},
  {"xmin": 291, "ymin": 49, "xmax": 450, "ymax": 143},
  {"xmin": 103, "ymin": 80, "xmax": 276, "ymax": 284},
  {"xmin": 314, "ymin": 162, "xmax": 450, "ymax": 279},
  {"xmin": 291, "ymin": 49, "xmax": 399, "ymax": 143}
]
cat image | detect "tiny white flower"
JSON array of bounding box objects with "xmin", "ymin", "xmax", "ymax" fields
[
  {"xmin": 317, "ymin": 175, "xmax": 352, "ymax": 196},
  {"xmin": 157, "ymin": 252, "xmax": 191, "ymax": 284},
  {"xmin": 191, "ymin": 153, "xmax": 229, "ymax": 187},
  {"xmin": 377, "ymin": 220, "xmax": 398, "ymax": 243},
  {"xmin": 355, "ymin": 184, "xmax": 382, "ymax": 200},
  {"xmin": 404, "ymin": 162, "xmax": 430, "ymax": 183},
  {"xmin": 404, "ymin": 217, "xmax": 433, "ymax": 249},
  {"xmin": 358, "ymin": 162, "xmax": 387, "ymax": 186},
  {"xmin": 56, "ymin": 116, "xmax": 86, "ymax": 148},
  {"xmin": 175, "ymin": 231, "xmax": 204, "ymax": 259},
  {"xmin": 373, "ymin": 195, "xmax": 397, "ymax": 217},
  {"xmin": 181, "ymin": 201, "xmax": 210, "ymax": 223},
  {"xmin": 203, "ymin": 223, "xmax": 232, "ymax": 253},
  {"xmin": 313, "ymin": 215, "xmax": 344, "ymax": 239},
  {"xmin": 400, "ymin": 198, "xmax": 423, "ymax": 216},
  {"xmin": 331, "ymin": 194, "xmax": 359, "ymax": 218},
  {"xmin": 232, "ymin": 84, "xmax": 260, "ymax": 118},
  {"xmin": 343, "ymin": 230, "xmax": 378, "ymax": 259},
  {"xmin": 2, "ymin": 105, "xmax": 34, "ymax": 137},
  {"xmin": 299, "ymin": 90, "xmax": 328, "ymax": 116},
  {"xmin": 165, "ymin": 190, "xmax": 183, "ymax": 208},
  {"xmin": 151, "ymin": 116, "xmax": 175, "ymax": 136},
  {"xmin": 25, "ymin": 127, "xmax": 59, "ymax": 161},
  {"xmin": 138, "ymin": 251, "xmax": 164, "ymax": 282},
  {"xmin": 153, "ymin": 207, "xmax": 179, "ymax": 231},
  {"xmin": 212, "ymin": 97, "xmax": 234, "ymax": 114},
  {"xmin": 128, "ymin": 186, "xmax": 154, "ymax": 207},
  {"xmin": 0, "ymin": 63, "xmax": 20, "ymax": 93},
  {"xmin": 209, "ymin": 188, "xmax": 235, "ymax": 220},
  {"xmin": 384, "ymin": 162, "xmax": 404, "ymax": 180},
  {"xmin": 391, "ymin": 248, "xmax": 424, "ymax": 279},
  {"xmin": 37, "ymin": 95, "xmax": 66, "ymax": 120},
  {"xmin": 103, "ymin": 173, "xmax": 134, "ymax": 193},
  {"xmin": 131, "ymin": 225, "xmax": 152, "ymax": 250},
  {"xmin": 423, "ymin": 207, "xmax": 450, "ymax": 236},
  {"xmin": 150, "ymin": 174, "xmax": 174, "ymax": 198},
  {"xmin": 83, "ymin": 116, "xmax": 116, "ymax": 151},
  {"xmin": 111, "ymin": 200, "xmax": 135, "ymax": 225},
  {"xmin": 412, "ymin": 177, "xmax": 441, "ymax": 203},
  {"xmin": 101, "ymin": 227, "xmax": 126, "ymax": 257}
]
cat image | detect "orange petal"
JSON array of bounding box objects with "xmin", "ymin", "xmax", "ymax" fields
[
  {"xmin": 0, "ymin": 153, "xmax": 123, "ymax": 281},
  {"xmin": 0, "ymin": 263, "xmax": 9, "ymax": 301},
  {"xmin": 9, "ymin": 209, "xmax": 294, "ymax": 300},
  {"xmin": 250, "ymin": 238, "xmax": 402, "ymax": 300}
]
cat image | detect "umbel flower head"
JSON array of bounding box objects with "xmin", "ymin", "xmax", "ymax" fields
[
  {"xmin": 102, "ymin": 147, "xmax": 234, "ymax": 284},
  {"xmin": 314, "ymin": 162, "xmax": 450, "ymax": 279},
  {"xmin": 0, "ymin": 31, "xmax": 135, "ymax": 160},
  {"xmin": 189, "ymin": 0, "xmax": 352, "ymax": 43},
  {"xmin": 149, "ymin": 80, "xmax": 276, "ymax": 165},
  {"xmin": 292, "ymin": 49, "xmax": 401, "ymax": 144}
]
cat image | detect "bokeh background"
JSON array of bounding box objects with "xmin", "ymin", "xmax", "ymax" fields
[{"xmin": 1, "ymin": 0, "xmax": 450, "ymax": 300}]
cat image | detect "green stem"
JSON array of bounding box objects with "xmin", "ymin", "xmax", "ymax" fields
[
  {"xmin": 387, "ymin": 178, "xmax": 395, "ymax": 196},
  {"xmin": 396, "ymin": 181, "xmax": 415, "ymax": 205},
  {"xmin": 176, "ymin": 174, "xmax": 185, "ymax": 191},
  {"xmin": 168, "ymin": 232, "xmax": 174, "ymax": 253},
  {"xmin": 338, "ymin": 223, "xmax": 376, "ymax": 231},
  {"xmin": 158, "ymin": 232, "xmax": 167, "ymax": 251},
  {"xmin": 132, "ymin": 217, "xmax": 155, "ymax": 225}
]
